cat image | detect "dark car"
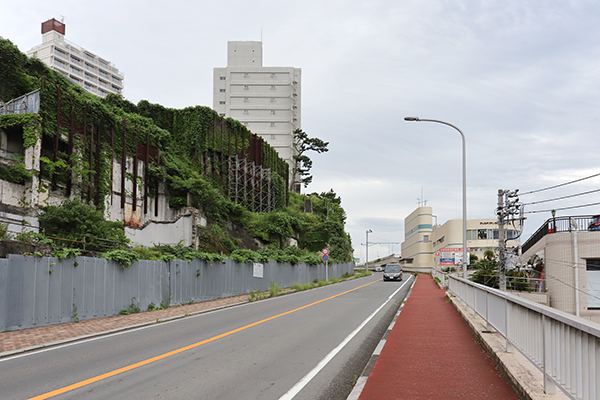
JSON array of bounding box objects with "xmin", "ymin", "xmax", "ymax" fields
[{"xmin": 383, "ymin": 263, "xmax": 403, "ymax": 281}]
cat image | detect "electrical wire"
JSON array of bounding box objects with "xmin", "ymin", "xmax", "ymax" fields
[
  {"xmin": 521, "ymin": 188, "xmax": 600, "ymax": 206},
  {"xmin": 523, "ymin": 201, "xmax": 600, "ymax": 214},
  {"xmin": 520, "ymin": 172, "xmax": 600, "ymax": 196}
]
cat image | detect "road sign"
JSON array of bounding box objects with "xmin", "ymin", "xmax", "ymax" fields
[
  {"xmin": 322, "ymin": 248, "xmax": 329, "ymax": 255},
  {"xmin": 322, "ymin": 254, "xmax": 329, "ymax": 261}
]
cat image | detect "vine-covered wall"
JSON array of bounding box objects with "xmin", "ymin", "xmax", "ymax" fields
[{"xmin": 0, "ymin": 38, "xmax": 289, "ymax": 218}]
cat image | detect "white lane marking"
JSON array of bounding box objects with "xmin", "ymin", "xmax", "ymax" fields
[{"xmin": 279, "ymin": 278, "xmax": 412, "ymax": 400}]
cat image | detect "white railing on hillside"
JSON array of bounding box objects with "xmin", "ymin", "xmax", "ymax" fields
[{"xmin": 449, "ymin": 276, "xmax": 600, "ymax": 400}]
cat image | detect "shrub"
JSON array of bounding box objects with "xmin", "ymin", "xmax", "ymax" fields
[{"xmin": 39, "ymin": 199, "xmax": 129, "ymax": 251}]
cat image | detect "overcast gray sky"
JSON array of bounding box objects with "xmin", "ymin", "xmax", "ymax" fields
[{"xmin": 2, "ymin": 0, "xmax": 600, "ymax": 263}]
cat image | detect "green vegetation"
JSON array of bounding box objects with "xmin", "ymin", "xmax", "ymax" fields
[
  {"xmin": 269, "ymin": 281, "xmax": 282, "ymax": 297},
  {"xmin": 469, "ymin": 250, "xmax": 532, "ymax": 291},
  {"xmin": 291, "ymin": 128, "xmax": 329, "ymax": 188},
  {"xmin": 119, "ymin": 297, "xmax": 141, "ymax": 315},
  {"xmin": 39, "ymin": 199, "xmax": 130, "ymax": 251}
]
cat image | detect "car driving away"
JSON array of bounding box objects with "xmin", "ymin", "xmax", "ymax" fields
[{"xmin": 383, "ymin": 263, "xmax": 403, "ymax": 281}]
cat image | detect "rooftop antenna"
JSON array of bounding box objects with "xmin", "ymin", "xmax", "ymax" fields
[
  {"xmin": 60, "ymin": 15, "xmax": 64, "ymax": 23},
  {"xmin": 417, "ymin": 188, "xmax": 427, "ymax": 207}
]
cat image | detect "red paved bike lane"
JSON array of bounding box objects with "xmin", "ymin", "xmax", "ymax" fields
[{"xmin": 358, "ymin": 274, "xmax": 519, "ymax": 399}]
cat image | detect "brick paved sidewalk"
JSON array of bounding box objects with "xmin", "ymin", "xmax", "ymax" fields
[
  {"xmin": 357, "ymin": 274, "xmax": 520, "ymax": 399},
  {"xmin": 0, "ymin": 294, "xmax": 249, "ymax": 356}
]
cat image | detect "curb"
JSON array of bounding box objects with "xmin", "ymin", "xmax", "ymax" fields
[{"xmin": 346, "ymin": 275, "xmax": 417, "ymax": 400}]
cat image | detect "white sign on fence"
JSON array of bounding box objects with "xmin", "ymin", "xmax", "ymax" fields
[{"xmin": 253, "ymin": 262, "xmax": 264, "ymax": 278}]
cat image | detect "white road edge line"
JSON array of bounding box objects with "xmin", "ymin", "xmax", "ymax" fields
[{"xmin": 278, "ymin": 278, "xmax": 412, "ymax": 400}]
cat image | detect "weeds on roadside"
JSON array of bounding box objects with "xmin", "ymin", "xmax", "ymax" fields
[
  {"xmin": 270, "ymin": 281, "xmax": 281, "ymax": 297},
  {"xmin": 120, "ymin": 297, "xmax": 141, "ymax": 315}
]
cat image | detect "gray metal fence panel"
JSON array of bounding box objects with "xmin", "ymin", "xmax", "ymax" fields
[
  {"xmin": 0, "ymin": 255, "xmax": 355, "ymax": 331},
  {"xmin": 0, "ymin": 258, "xmax": 8, "ymax": 331}
]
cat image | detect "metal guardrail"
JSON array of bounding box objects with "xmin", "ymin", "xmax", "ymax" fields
[
  {"xmin": 522, "ymin": 215, "xmax": 600, "ymax": 253},
  {"xmin": 449, "ymin": 275, "xmax": 600, "ymax": 399},
  {"xmin": 0, "ymin": 89, "xmax": 40, "ymax": 115}
]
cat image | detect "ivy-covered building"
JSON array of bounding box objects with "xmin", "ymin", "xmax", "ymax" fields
[{"xmin": 0, "ymin": 38, "xmax": 289, "ymax": 250}]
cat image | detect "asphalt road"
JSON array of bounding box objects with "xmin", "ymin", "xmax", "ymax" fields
[{"xmin": 0, "ymin": 273, "xmax": 412, "ymax": 400}]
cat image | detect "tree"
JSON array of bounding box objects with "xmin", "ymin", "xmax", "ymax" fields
[
  {"xmin": 469, "ymin": 250, "xmax": 499, "ymax": 288},
  {"xmin": 291, "ymin": 129, "xmax": 329, "ymax": 191}
]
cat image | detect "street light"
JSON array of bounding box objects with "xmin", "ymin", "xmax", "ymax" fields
[
  {"xmin": 404, "ymin": 117, "xmax": 468, "ymax": 279},
  {"xmin": 366, "ymin": 229, "xmax": 372, "ymax": 270}
]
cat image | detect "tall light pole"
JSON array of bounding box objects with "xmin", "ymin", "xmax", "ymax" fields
[
  {"xmin": 404, "ymin": 117, "xmax": 468, "ymax": 279},
  {"xmin": 365, "ymin": 229, "xmax": 372, "ymax": 270},
  {"xmin": 432, "ymin": 214, "xmax": 438, "ymax": 272}
]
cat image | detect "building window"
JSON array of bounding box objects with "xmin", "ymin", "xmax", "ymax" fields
[
  {"xmin": 270, "ymin": 135, "xmax": 276, "ymax": 140},
  {"xmin": 243, "ymin": 110, "xmax": 249, "ymax": 115},
  {"xmin": 423, "ymin": 235, "xmax": 429, "ymax": 243},
  {"xmin": 270, "ymin": 98, "xmax": 276, "ymax": 103},
  {"xmin": 220, "ymin": 76, "xmax": 226, "ymax": 80},
  {"xmin": 220, "ymin": 89, "xmax": 226, "ymax": 92},
  {"xmin": 54, "ymin": 47, "xmax": 68, "ymax": 58},
  {"xmin": 506, "ymin": 230, "xmax": 520, "ymax": 240},
  {"xmin": 219, "ymin": 101, "xmax": 226, "ymax": 105},
  {"xmin": 243, "ymin": 85, "xmax": 249, "ymax": 90},
  {"xmin": 270, "ymin": 85, "xmax": 276, "ymax": 91},
  {"xmin": 54, "ymin": 58, "xmax": 67, "ymax": 69},
  {"xmin": 270, "ymin": 110, "xmax": 275, "ymax": 115},
  {"xmin": 271, "ymin": 73, "xmax": 276, "ymax": 78},
  {"xmin": 219, "ymin": 113, "xmax": 225, "ymax": 117},
  {"xmin": 244, "ymin": 98, "xmax": 249, "ymax": 102},
  {"xmin": 477, "ymin": 229, "xmax": 488, "ymax": 240},
  {"xmin": 270, "ymin": 122, "xmax": 276, "ymax": 127}
]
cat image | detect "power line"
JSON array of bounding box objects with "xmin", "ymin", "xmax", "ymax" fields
[
  {"xmin": 520, "ymin": 172, "xmax": 600, "ymax": 196},
  {"xmin": 523, "ymin": 201, "xmax": 600, "ymax": 214},
  {"xmin": 522, "ymin": 188, "xmax": 600, "ymax": 206}
]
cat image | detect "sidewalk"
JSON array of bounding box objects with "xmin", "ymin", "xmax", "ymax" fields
[
  {"xmin": 0, "ymin": 294, "xmax": 249, "ymax": 357},
  {"xmin": 353, "ymin": 274, "xmax": 521, "ymax": 400}
]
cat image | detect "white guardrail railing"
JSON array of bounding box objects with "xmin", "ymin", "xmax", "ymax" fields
[{"xmin": 448, "ymin": 275, "xmax": 600, "ymax": 400}]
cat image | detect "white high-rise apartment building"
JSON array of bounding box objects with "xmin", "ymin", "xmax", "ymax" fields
[
  {"xmin": 213, "ymin": 41, "xmax": 301, "ymax": 178},
  {"xmin": 27, "ymin": 18, "xmax": 124, "ymax": 98}
]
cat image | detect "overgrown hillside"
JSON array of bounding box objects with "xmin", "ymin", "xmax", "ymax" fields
[{"xmin": 0, "ymin": 38, "xmax": 353, "ymax": 262}]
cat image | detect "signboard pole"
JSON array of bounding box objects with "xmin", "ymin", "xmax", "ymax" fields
[{"xmin": 322, "ymin": 248, "xmax": 329, "ymax": 281}]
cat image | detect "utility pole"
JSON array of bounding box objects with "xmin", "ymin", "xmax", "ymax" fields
[
  {"xmin": 497, "ymin": 190, "xmax": 507, "ymax": 291},
  {"xmin": 365, "ymin": 229, "xmax": 372, "ymax": 270},
  {"xmin": 496, "ymin": 189, "xmax": 524, "ymax": 291}
]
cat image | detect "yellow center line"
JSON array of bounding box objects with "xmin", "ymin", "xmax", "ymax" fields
[{"xmin": 29, "ymin": 279, "xmax": 380, "ymax": 400}]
